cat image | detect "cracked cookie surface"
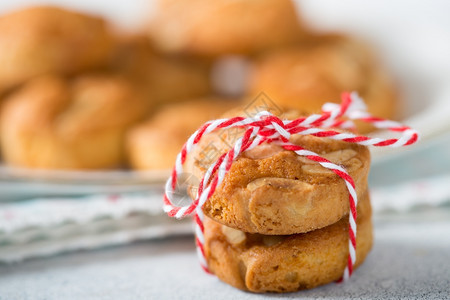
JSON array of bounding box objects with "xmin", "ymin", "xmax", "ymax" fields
[{"xmin": 186, "ymin": 120, "xmax": 370, "ymax": 235}]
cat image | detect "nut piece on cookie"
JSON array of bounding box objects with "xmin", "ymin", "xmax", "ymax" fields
[
  {"xmin": 221, "ymin": 225, "xmax": 246, "ymax": 246},
  {"xmin": 301, "ymin": 149, "xmax": 359, "ymax": 175}
]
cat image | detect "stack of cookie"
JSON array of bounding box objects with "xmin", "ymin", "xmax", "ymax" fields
[
  {"xmin": 0, "ymin": 6, "xmax": 212, "ymax": 170},
  {"xmin": 186, "ymin": 111, "xmax": 374, "ymax": 293}
]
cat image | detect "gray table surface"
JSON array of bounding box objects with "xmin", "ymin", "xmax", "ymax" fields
[{"xmin": 0, "ymin": 208, "xmax": 449, "ymax": 300}]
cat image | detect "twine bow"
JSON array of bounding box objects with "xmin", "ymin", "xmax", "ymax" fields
[{"xmin": 163, "ymin": 92, "xmax": 418, "ymax": 281}]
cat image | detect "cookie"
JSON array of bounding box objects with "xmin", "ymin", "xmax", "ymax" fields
[
  {"xmin": 185, "ymin": 108, "xmax": 370, "ymax": 235},
  {"xmin": 148, "ymin": 0, "xmax": 305, "ymax": 56},
  {"xmin": 0, "ymin": 6, "xmax": 115, "ymax": 93},
  {"xmin": 126, "ymin": 98, "xmax": 240, "ymax": 170},
  {"xmin": 112, "ymin": 35, "xmax": 212, "ymax": 104},
  {"xmin": 204, "ymin": 192, "xmax": 373, "ymax": 292},
  {"xmin": 247, "ymin": 34, "xmax": 398, "ymax": 133},
  {"xmin": 0, "ymin": 75, "xmax": 150, "ymax": 170}
]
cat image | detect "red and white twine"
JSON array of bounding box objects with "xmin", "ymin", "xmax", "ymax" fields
[{"xmin": 163, "ymin": 92, "xmax": 419, "ymax": 281}]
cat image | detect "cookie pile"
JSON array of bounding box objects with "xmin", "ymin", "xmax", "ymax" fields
[
  {"xmin": 185, "ymin": 111, "xmax": 374, "ymax": 292},
  {"xmin": 130, "ymin": 0, "xmax": 398, "ymax": 169},
  {"xmin": 0, "ymin": 1, "xmax": 397, "ymax": 172},
  {"xmin": 0, "ymin": 6, "xmax": 211, "ymax": 170}
]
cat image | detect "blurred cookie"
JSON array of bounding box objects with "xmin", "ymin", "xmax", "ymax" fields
[
  {"xmin": 0, "ymin": 6, "xmax": 115, "ymax": 93},
  {"xmin": 126, "ymin": 98, "xmax": 240, "ymax": 170},
  {"xmin": 149, "ymin": 0, "xmax": 305, "ymax": 56},
  {"xmin": 185, "ymin": 108, "xmax": 370, "ymax": 235},
  {"xmin": 112, "ymin": 35, "xmax": 212, "ymax": 104},
  {"xmin": 0, "ymin": 75, "xmax": 149, "ymax": 169},
  {"xmin": 204, "ymin": 191, "xmax": 373, "ymax": 292},
  {"xmin": 248, "ymin": 34, "xmax": 397, "ymax": 132}
]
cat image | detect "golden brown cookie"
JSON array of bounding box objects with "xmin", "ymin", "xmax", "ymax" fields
[
  {"xmin": 0, "ymin": 75, "xmax": 150, "ymax": 170},
  {"xmin": 248, "ymin": 34, "xmax": 398, "ymax": 133},
  {"xmin": 148, "ymin": 0, "xmax": 305, "ymax": 56},
  {"xmin": 204, "ymin": 192, "xmax": 373, "ymax": 292},
  {"xmin": 112, "ymin": 35, "xmax": 212, "ymax": 104},
  {"xmin": 185, "ymin": 107, "xmax": 370, "ymax": 235},
  {"xmin": 126, "ymin": 98, "xmax": 241, "ymax": 170},
  {"xmin": 0, "ymin": 6, "xmax": 115, "ymax": 93}
]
